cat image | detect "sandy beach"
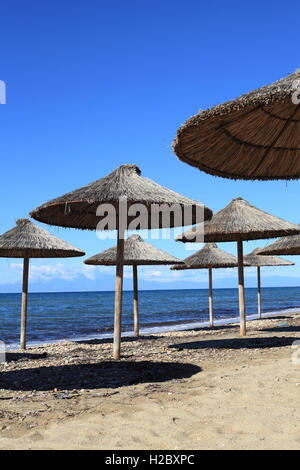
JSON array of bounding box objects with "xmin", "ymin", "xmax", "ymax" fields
[{"xmin": 0, "ymin": 313, "xmax": 299, "ymax": 450}]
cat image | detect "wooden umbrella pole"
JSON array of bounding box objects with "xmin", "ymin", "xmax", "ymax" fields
[
  {"xmin": 208, "ymin": 267, "xmax": 213, "ymax": 328},
  {"xmin": 237, "ymin": 240, "xmax": 246, "ymax": 336},
  {"xmin": 257, "ymin": 266, "xmax": 261, "ymax": 319},
  {"xmin": 20, "ymin": 256, "xmax": 29, "ymax": 350},
  {"xmin": 113, "ymin": 228, "xmax": 125, "ymax": 359},
  {"xmin": 133, "ymin": 265, "xmax": 139, "ymax": 337}
]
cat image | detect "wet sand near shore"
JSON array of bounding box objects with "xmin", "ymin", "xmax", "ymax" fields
[{"xmin": 0, "ymin": 313, "xmax": 299, "ymax": 450}]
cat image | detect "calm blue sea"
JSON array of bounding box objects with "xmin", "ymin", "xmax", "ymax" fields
[{"xmin": 0, "ymin": 287, "xmax": 300, "ymax": 348}]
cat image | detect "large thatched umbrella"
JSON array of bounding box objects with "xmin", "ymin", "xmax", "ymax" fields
[
  {"xmin": 30, "ymin": 164, "xmax": 212, "ymax": 359},
  {"xmin": 244, "ymin": 248, "xmax": 294, "ymax": 319},
  {"xmin": 176, "ymin": 197, "xmax": 300, "ymax": 335},
  {"xmin": 84, "ymin": 234, "xmax": 183, "ymax": 337},
  {"xmin": 173, "ymin": 69, "xmax": 300, "ymax": 180},
  {"xmin": 171, "ymin": 243, "xmax": 240, "ymax": 327},
  {"xmin": 257, "ymin": 226, "xmax": 300, "ymax": 256},
  {"xmin": 0, "ymin": 219, "xmax": 85, "ymax": 349}
]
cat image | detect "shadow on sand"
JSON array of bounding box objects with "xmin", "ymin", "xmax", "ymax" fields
[
  {"xmin": 75, "ymin": 334, "xmax": 163, "ymax": 346},
  {"xmin": 0, "ymin": 360, "xmax": 201, "ymax": 391},
  {"xmin": 5, "ymin": 352, "xmax": 47, "ymax": 363},
  {"xmin": 169, "ymin": 336, "xmax": 297, "ymax": 351},
  {"xmin": 260, "ymin": 326, "xmax": 300, "ymax": 333},
  {"xmin": 75, "ymin": 325, "xmax": 238, "ymax": 347},
  {"xmin": 193, "ymin": 324, "xmax": 237, "ymax": 332},
  {"xmin": 260, "ymin": 315, "xmax": 294, "ymax": 321}
]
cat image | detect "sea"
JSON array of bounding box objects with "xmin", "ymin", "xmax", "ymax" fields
[{"xmin": 0, "ymin": 287, "xmax": 299, "ymax": 349}]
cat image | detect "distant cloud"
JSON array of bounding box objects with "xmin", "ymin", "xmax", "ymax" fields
[
  {"xmin": 136, "ymin": 266, "xmax": 238, "ymax": 283},
  {"xmin": 0, "ymin": 262, "xmax": 98, "ymax": 285},
  {"xmin": 122, "ymin": 265, "xmax": 297, "ymax": 284},
  {"xmin": 0, "ymin": 259, "xmax": 296, "ymax": 289}
]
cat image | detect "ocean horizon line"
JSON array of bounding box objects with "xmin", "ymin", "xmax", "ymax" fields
[{"xmin": 1, "ymin": 284, "xmax": 300, "ymax": 295}]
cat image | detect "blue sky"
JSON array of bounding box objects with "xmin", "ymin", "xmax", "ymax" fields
[{"xmin": 1, "ymin": 0, "xmax": 300, "ymax": 292}]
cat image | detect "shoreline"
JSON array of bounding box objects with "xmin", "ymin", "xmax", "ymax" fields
[{"xmin": 4, "ymin": 306, "xmax": 300, "ymax": 351}]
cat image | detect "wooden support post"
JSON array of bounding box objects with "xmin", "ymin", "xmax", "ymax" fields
[
  {"xmin": 208, "ymin": 267, "xmax": 213, "ymax": 328},
  {"xmin": 20, "ymin": 257, "xmax": 29, "ymax": 350},
  {"xmin": 133, "ymin": 265, "xmax": 139, "ymax": 337},
  {"xmin": 237, "ymin": 240, "xmax": 246, "ymax": 336},
  {"xmin": 113, "ymin": 229, "xmax": 125, "ymax": 359},
  {"xmin": 257, "ymin": 266, "xmax": 261, "ymax": 319}
]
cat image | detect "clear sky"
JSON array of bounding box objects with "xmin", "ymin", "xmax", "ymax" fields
[{"xmin": 1, "ymin": 0, "xmax": 300, "ymax": 292}]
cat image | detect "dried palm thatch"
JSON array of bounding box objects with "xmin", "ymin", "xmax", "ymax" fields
[
  {"xmin": 84, "ymin": 234, "xmax": 182, "ymax": 266},
  {"xmin": 0, "ymin": 219, "xmax": 85, "ymax": 350},
  {"xmin": 30, "ymin": 164, "xmax": 212, "ymax": 230},
  {"xmin": 171, "ymin": 243, "xmax": 238, "ymax": 270},
  {"xmin": 173, "ymin": 69, "xmax": 300, "ymax": 180},
  {"xmin": 257, "ymin": 226, "xmax": 300, "ymax": 256},
  {"xmin": 85, "ymin": 234, "xmax": 182, "ymax": 336},
  {"xmin": 171, "ymin": 243, "xmax": 239, "ymax": 327},
  {"xmin": 176, "ymin": 198, "xmax": 300, "ymax": 243},
  {"xmin": 30, "ymin": 164, "xmax": 212, "ymax": 360},
  {"xmin": 244, "ymin": 247, "xmax": 294, "ymax": 319},
  {"xmin": 244, "ymin": 247, "xmax": 294, "ymax": 267},
  {"xmin": 0, "ymin": 219, "xmax": 85, "ymax": 258},
  {"xmin": 176, "ymin": 198, "xmax": 300, "ymax": 336}
]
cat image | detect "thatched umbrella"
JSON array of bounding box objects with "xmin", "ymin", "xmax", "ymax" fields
[
  {"xmin": 84, "ymin": 234, "xmax": 183, "ymax": 336},
  {"xmin": 0, "ymin": 219, "xmax": 85, "ymax": 349},
  {"xmin": 30, "ymin": 164, "xmax": 212, "ymax": 359},
  {"xmin": 244, "ymin": 248, "xmax": 294, "ymax": 319},
  {"xmin": 176, "ymin": 197, "xmax": 300, "ymax": 335},
  {"xmin": 171, "ymin": 243, "xmax": 239, "ymax": 327},
  {"xmin": 257, "ymin": 226, "xmax": 300, "ymax": 256},
  {"xmin": 173, "ymin": 69, "xmax": 300, "ymax": 180}
]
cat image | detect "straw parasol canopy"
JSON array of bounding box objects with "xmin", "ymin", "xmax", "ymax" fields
[
  {"xmin": 244, "ymin": 247, "xmax": 294, "ymax": 267},
  {"xmin": 172, "ymin": 69, "xmax": 300, "ymax": 180},
  {"xmin": 84, "ymin": 234, "xmax": 182, "ymax": 266},
  {"xmin": 0, "ymin": 219, "xmax": 85, "ymax": 258},
  {"xmin": 84, "ymin": 234, "xmax": 183, "ymax": 336},
  {"xmin": 170, "ymin": 242, "xmax": 239, "ymax": 268},
  {"xmin": 29, "ymin": 164, "xmax": 212, "ymax": 229},
  {"xmin": 0, "ymin": 219, "xmax": 85, "ymax": 349},
  {"xmin": 176, "ymin": 198, "xmax": 300, "ymax": 335},
  {"xmin": 171, "ymin": 243, "xmax": 239, "ymax": 327},
  {"xmin": 30, "ymin": 164, "xmax": 213, "ymax": 359},
  {"xmin": 244, "ymin": 248, "xmax": 294, "ymax": 319},
  {"xmin": 257, "ymin": 226, "xmax": 300, "ymax": 256}
]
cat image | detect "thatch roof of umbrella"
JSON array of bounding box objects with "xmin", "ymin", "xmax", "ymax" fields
[
  {"xmin": 257, "ymin": 226, "xmax": 300, "ymax": 255},
  {"xmin": 0, "ymin": 219, "xmax": 85, "ymax": 258},
  {"xmin": 244, "ymin": 247, "xmax": 294, "ymax": 266},
  {"xmin": 172, "ymin": 69, "xmax": 300, "ymax": 180},
  {"xmin": 29, "ymin": 164, "xmax": 212, "ymax": 229},
  {"xmin": 84, "ymin": 234, "xmax": 183, "ymax": 266},
  {"xmin": 170, "ymin": 243, "xmax": 239, "ymax": 270},
  {"xmin": 176, "ymin": 198, "xmax": 300, "ymax": 243}
]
